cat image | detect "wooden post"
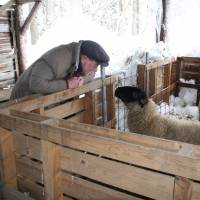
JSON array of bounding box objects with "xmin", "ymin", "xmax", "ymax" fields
[
  {"xmin": 83, "ymin": 91, "xmax": 95, "ymax": 124},
  {"xmin": 0, "ymin": 127, "xmax": 17, "ymax": 188},
  {"xmin": 106, "ymin": 83, "xmax": 116, "ymax": 128},
  {"xmin": 137, "ymin": 64, "xmax": 146, "ymax": 90},
  {"xmin": 41, "ymin": 140, "xmax": 63, "ymax": 200},
  {"xmin": 174, "ymin": 176, "xmax": 192, "ymax": 200},
  {"xmin": 14, "ymin": 4, "xmax": 27, "ymax": 75}
]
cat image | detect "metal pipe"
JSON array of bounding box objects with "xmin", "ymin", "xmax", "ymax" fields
[{"xmin": 100, "ymin": 66, "xmax": 107, "ymax": 125}]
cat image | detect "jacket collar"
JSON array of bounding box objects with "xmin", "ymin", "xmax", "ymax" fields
[{"xmin": 73, "ymin": 40, "xmax": 83, "ymax": 71}]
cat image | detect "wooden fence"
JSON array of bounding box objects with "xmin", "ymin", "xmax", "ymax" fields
[
  {"xmin": 0, "ymin": 75, "xmax": 200, "ymax": 200},
  {"xmin": 137, "ymin": 56, "xmax": 200, "ymax": 105}
]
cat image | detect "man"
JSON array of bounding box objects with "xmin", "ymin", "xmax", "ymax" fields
[{"xmin": 10, "ymin": 40, "xmax": 109, "ymax": 100}]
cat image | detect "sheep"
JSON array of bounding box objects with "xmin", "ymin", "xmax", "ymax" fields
[{"xmin": 115, "ymin": 86, "xmax": 200, "ymax": 145}]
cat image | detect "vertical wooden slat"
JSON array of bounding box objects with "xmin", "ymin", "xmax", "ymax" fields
[
  {"xmin": 174, "ymin": 176, "xmax": 192, "ymax": 200},
  {"xmin": 137, "ymin": 64, "xmax": 145, "ymax": 90},
  {"xmin": 106, "ymin": 83, "xmax": 115, "ymax": 128},
  {"xmin": 41, "ymin": 140, "xmax": 62, "ymax": 200},
  {"xmin": 149, "ymin": 68, "xmax": 156, "ymax": 96},
  {"xmin": 31, "ymin": 107, "xmax": 45, "ymax": 115},
  {"xmin": 0, "ymin": 127, "xmax": 17, "ymax": 188},
  {"xmin": 83, "ymin": 91, "xmax": 95, "ymax": 124}
]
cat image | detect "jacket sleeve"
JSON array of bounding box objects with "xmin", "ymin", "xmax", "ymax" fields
[{"xmin": 29, "ymin": 60, "xmax": 67, "ymax": 94}]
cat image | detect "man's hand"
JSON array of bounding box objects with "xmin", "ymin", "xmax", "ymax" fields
[{"xmin": 67, "ymin": 76, "xmax": 84, "ymax": 89}]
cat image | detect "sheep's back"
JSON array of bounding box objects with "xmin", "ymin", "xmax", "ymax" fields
[{"xmin": 164, "ymin": 116, "xmax": 200, "ymax": 145}]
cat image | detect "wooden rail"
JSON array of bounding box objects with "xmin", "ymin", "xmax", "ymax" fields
[
  {"xmin": 137, "ymin": 56, "xmax": 200, "ymax": 105},
  {"xmin": 0, "ymin": 75, "xmax": 200, "ymax": 199}
]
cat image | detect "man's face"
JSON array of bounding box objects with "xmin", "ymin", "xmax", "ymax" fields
[{"xmin": 80, "ymin": 55, "xmax": 99, "ymax": 75}]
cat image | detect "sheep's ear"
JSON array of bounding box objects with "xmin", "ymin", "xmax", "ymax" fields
[
  {"xmin": 137, "ymin": 89, "xmax": 148, "ymax": 107},
  {"xmin": 139, "ymin": 98, "xmax": 148, "ymax": 107}
]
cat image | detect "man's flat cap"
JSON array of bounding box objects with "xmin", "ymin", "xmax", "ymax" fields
[{"xmin": 80, "ymin": 40, "xmax": 110, "ymax": 67}]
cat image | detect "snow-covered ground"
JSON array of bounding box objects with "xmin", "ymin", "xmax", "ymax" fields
[{"xmin": 158, "ymin": 79, "xmax": 199, "ymax": 121}]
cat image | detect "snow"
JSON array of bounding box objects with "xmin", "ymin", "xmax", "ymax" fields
[
  {"xmin": 158, "ymin": 79, "xmax": 199, "ymax": 121},
  {"xmin": 167, "ymin": 0, "xmax": 200, "ymax": 57}
]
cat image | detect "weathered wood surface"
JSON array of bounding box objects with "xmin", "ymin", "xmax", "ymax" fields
[
  {"xmin": 8, "ymin": 76, "xmax": 116, "ymax": 111},
  {"xmin": 0, "ymin": 127, "xmax": 17, "ymax": 188},
  {"xmin": 1, "ymin": 184, "xmax": 35, "ymax": 200},
  {"xmin": 137, "ymin": 57, "xmax": 178, "ymax": 101},
  {"xmin": 41, "ymin": 140, "xmax": 62, "ymax": 200},
  {"xmin": 0, "ymin": 74, "xmax": 200, "ymax": 199},
  {"xmin": 62, "ymin": 172, "xmax": 142, "ymax": 200}
]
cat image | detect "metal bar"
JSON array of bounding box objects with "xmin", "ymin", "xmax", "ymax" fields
[{"xmin": 100, "ymin": 66, "xmax": 107, "ymax": 125}]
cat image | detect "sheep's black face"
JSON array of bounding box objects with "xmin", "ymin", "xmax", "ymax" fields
[{"xmin": 115, "ymin": 86, "xmax": 148, "ymax": 107}]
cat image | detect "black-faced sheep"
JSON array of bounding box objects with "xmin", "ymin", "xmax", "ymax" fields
[{"xmin": 115, "ymin": 86, "xmax": 200, "ymax": 145}]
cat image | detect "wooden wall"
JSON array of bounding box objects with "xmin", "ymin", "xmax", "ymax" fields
[
  {"xmin": 137, "ymin": 57, "xmax": 200, "ymax": 105},
  {"xmin": 0, "ymin": 78, "xmax": 200, "ymax": 199},
  {"xmin": 0, "ymin": 10, "xmax": 17, "ymax": 102},
  {"xmin": 137, "ymin": 57, "xmax": 178, "ymax": 104}
]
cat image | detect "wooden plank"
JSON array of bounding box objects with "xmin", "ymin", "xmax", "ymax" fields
[
  {"xmin": 106, "ymin": 83, "xmax": 115, "ymax": 126},
  {"xmin": 14, "ymin": 132, "xmax": 41, "ymax": 160},
  {"xmin": 61, "ymin": 148, "xmax": 174, "ymax": 200},
  {"xmin": 17, "ymin": 177, "xmax": 44, "ymax": 200},
  {"xmin": 16, "ymin": 156, "xmax": 43, "ymax": 183},
  {"xmin": 63, "ymin": 196, "xmax": 74, "ymax": 200},
  {"xmin": 1, "ymin": 112, "xmax": 200, "ymax": 183},
  {"xmin": 62, "ymin": 172, "xmax": 142, "ymax": 200},
  {"xmin": 180, "ymin": 56, "xmax": 200, "ymax": 64},
  {"xmin": 10, "ymin": 109, "xmax": 49, "ymax": 122},
  {"xmin": 149, "ymin": 68, "xmax": 156, "ymax": 96},
  {"xmin": 0, "ymin": 87, "xmax": 12, "ymax": 102},
  {"xmin": 59, "ymin": 120, "xmax": 180, "ymax": 152},
  {"xmin": 83, "ymin": 91, "xmax": 95, "ymax": 124},
  {"xmin": 0, "ymin": 23, "xmax": 9, "ymax": 32},
  {"xmin": 192, "ymin": 181, "xmax": 200, "ymax": 200},
  {"xmin": 41, "ymin": 140, "xmax": 62, "ymax": 200},
  {"xmin": 95, "ymin": 103, "xmax": 102, "ymax": 119},
  {"xmin": 65, "ymin": 110, "xmax": 85, "ymax": 123},
  {"xmin": 174, "ymin": 176, "xmax": 192, "ymax": 200},
  {"xmin": 1, "ymin": 184, "xmax": 34, "ymax": 200},
  {"xmin": 182, "ymin": 63, "xmax": 200, "ymax": 73},
  {"xmin": 94, "ymin": 89, "xmax": 102, "ymax": 103},
  {"xmin": 0, "ymin": 112, "xmax": 42, "ymax": 138},
  {"xmin": 145, "ymin": 57, "xmax": 176, "ymax": 70},
  {"xmin": 0, "ymin": 127, "xmax": 17, "ymax": 188},
  {"xmin": 0, "ymin": 71, "xmax": 14, "ymax": 81},
  {"xmin": 151, "ymin": 82, "xmax": 176, "ymax": 103},
  {"xmin": 45, "ymin": 97, "xmax": 85, "ymax": 119},
  {"xmin": 137, "ymin": 64, "xmax": 145, "ymax": 90},
  {"xmin": 43, "ymin": 121, "xmax": 200, "ymax": 182},
  {"xmin": 8, "ymin": 75, "xmax": 116, "ymax": 112}
]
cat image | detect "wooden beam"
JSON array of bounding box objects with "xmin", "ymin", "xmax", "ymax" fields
[
  {"xmin": 1, "ymin": 111, "xmax": 200, "ymax": 182},
  {"xmin": 61, "ymin": 147, "xmax": 174, "ymax": 200},
  {"xmin": 0, "ymin": 127, "xmax": 17, "ymax": 188},
  {"xmin": 8, "ymin": 76, "xmax": 116, "ymax": 112},
  {"xmin": 41, "ymin": 140, "xmax": 63, "ymax": 200},
  {"xmin": 62, "ymin": 172, "xmax": 142, "ymax": 200},
  {"xmin": 174, "ymin": 176, "xmax": 192, "ymax": 200},
  {"xmin": 20, "ymin": 1, "xmax": 41, "ymax": 35}
]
